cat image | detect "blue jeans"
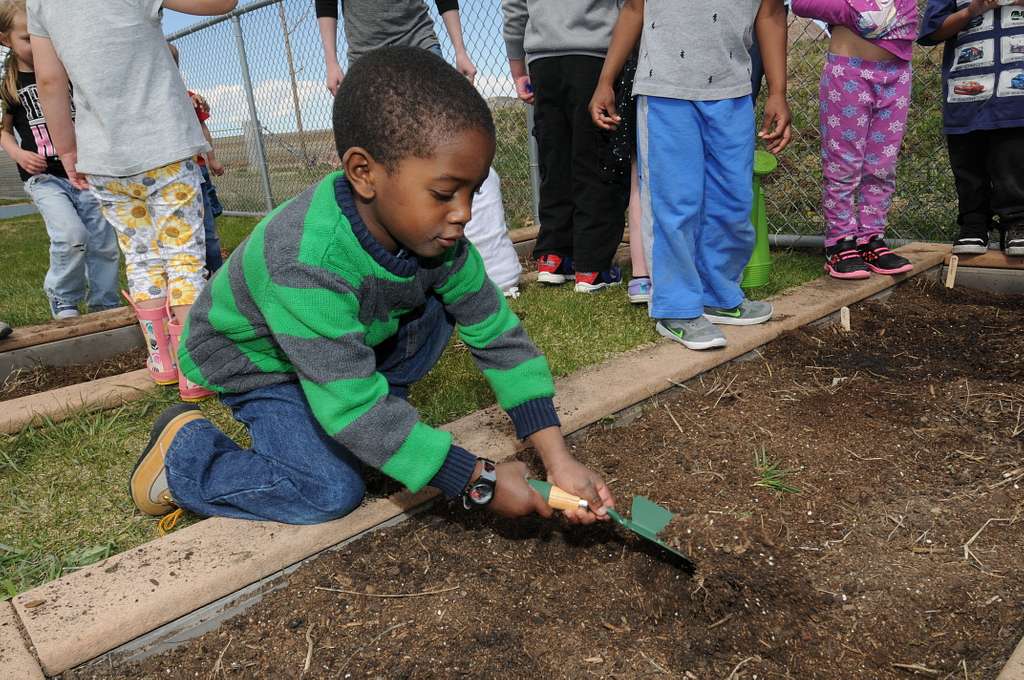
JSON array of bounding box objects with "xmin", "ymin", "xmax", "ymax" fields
[
  {"xmin": 200, "ymin": 165, "xmax": 223, "ymax": 274},
  {"xmin": 165, "ymin": 295, "xmax": 455, "ymax": 524},
  {"xmin": 24, "ymin": 173, "xmax": 121, "ymax": 315},
  {"xmin": 636, "ymin": 96, "xmax": 755, "ymax": 319}
]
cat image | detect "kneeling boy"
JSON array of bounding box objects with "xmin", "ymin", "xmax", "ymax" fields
[{"xmin": 130, "ymin": 47, "xmax": 614, "ymax": 525}]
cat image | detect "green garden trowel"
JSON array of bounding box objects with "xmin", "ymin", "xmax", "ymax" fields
[{"xmin": 528, "ymin": 479, "xmax": 693, "ymax": 571}]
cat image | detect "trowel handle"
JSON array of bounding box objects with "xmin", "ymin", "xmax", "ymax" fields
[{"xmin": 528, "ymin": 479, "xmax": 589, "ymax": 511}]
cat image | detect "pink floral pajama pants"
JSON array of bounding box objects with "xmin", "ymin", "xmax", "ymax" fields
[{"xmin": 819, "ymin": 53, "xmax": 911, "ymax": 247}]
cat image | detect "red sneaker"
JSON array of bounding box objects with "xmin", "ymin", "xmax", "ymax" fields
[{"xmin": 536, "ymin": 254, "xmax": 574, "ymax": 285}]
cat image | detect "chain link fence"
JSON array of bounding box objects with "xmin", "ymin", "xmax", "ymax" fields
[{"xmin": 166, "ymin": 1, "xmax": 955, "ymax": 240}]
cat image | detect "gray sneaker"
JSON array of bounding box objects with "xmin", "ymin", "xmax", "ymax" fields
[
  {"xmin": 1006, "ymin": 224, "xmax": 1024, "ymax": 257},
  {"xmin": 656, "ymin": 317, "xmax": 727, "ymax": 350},
  {"xmin": 704, "ymin": 299, "xmax": 773, "ymax": 326}
]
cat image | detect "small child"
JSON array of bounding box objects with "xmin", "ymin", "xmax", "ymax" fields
[
  {"xmin": 501, "ymin": 0, "xmax": 629, "ymax": 293},
  {"xmin": 919, "ymin": 0, "xmax": 1024, "ymax": 257},
  {"xmin": 792, "ymin": 0, "xmax": 918, "ymax": 279},
  {"xmin": 128, "ymin": 48, "xmax": 614, "ymax": 528},
  {"xmin": 0, "ymin": 0, "xmax": 119, "ymax": 320},
  {"xmin": 592, "ymin": 0, "xmax": 792, "ymax": 350},
  {"xmin": 28, "ymin": 0, "xmax": 236, "ymax": 400},
  {"xmin": 168, "ymin": 42, "xmax": 226, "ymax": 275}
]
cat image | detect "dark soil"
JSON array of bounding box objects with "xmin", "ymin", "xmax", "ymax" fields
[
  {"xmin": 1, "ymin": 348, "xmax": 147, "ymax": 401},
  {"xmin": 69, "ymin": 279, "xmax": 1024, "ymax": 679}
]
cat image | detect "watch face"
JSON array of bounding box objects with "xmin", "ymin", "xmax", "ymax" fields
[{"xmin": 468, "ymin": 482, "xmax": 494, "ymax": 505}]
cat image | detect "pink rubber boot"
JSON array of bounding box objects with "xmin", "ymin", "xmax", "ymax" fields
[
  {"xmin": 125, "ymin": 293, "xmax": 177, "ymax": 386},
  {"xmin": 167, "ymin": 310, "xmax": 214, "ymax": 402}
]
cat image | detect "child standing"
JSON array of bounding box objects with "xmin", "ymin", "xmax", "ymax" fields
[
  {"xmin": 28, "ymin": 0, "xmax": 236, "ymax": 399},
  {"xmin": 128, "ymin": 48, "xmax": 614, "ymax": 529},
  {"xmin": 501, "ymin": 0, "xmax": 629, "ymax": 293},
  {"xmin": 791, "ymin": 0, "xmax": 918, "ymax": 279},
  {"xmin": 0, "ymin": 0, "xmax": 118, "ymax": 320},
  {"xmin": 920, "ymin": 0, "xmax": 1024, "ymax": 257},
  {"xmin": 591, "ymin": 0, "xmax": 792, "ymax": 350}
]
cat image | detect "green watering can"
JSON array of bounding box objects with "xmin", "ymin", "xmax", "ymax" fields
[
  {"xmin": 528, "ymin": 479, "xmax": 693, "ymax": 571},
  {"xmin": 741, "ymin": 149, "xmax": 779, "ymax": 290}
]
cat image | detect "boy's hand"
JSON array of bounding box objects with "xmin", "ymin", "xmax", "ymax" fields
[
  {"xmin": 208, "ymin": 157, "xmax": 225, "ymax": 176},
  {"xmin": 488, "ymin": 461, "xmax": 554, "ymax": 519},
  {"xmin": 546, "ymin": 457, "xmax": 615, "ymax": 525},
  {"xmin": 325, "ymin": 62, "xmax": 345, "ymax": 96},
  {"xmin": 759, "ymin": 93, "xmax": 792, "ymax": 154},
  {"xmin": 58, "ymin": 150, "xmax": 89, "ymax": 190},
  {"xmin": 589, "ymin": 82, "xmax": 621, "ymax": 131},
  {"xmin": 17, "ymin": 150, "xmax": 47, "ymax": 175},
  {"xmin": 455, "ymin": 50, "xmax": 478, "ymax": 86},
  {"xmin": 968, "ymin": 0, "xmax": 1000, "ymax": 16},
  {"xmin": 514, "ymin": 75, "xmax": 534, "ymax": 105}
]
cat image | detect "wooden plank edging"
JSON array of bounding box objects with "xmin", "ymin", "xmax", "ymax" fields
[
  {"xmin": 12, "ymin": 244, "xmax": 949, "ymax": 676},
  {"xmin": 0, "ymin": 601, "xmax": 44, "ymax": 680}
]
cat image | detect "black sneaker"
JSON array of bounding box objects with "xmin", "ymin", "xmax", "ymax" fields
[
  {"xmin": 1005, "ymin": 223, "xmax": 1024, "ymax": 257},
  {"xmin": 952, "ymin": 223, "xmax": 990, "ymax": 255},
  {"xmin": 824, "ymin": 238, "xmax": 871, "ymax": 280},
  {"xmin": 858, "ymin": 235, "xmax": 913, "ymax": 275}
]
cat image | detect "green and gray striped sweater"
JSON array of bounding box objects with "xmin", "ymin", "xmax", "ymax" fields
[{"xmin": 179, "ymin": 173, "xmax": 559, "ymax": 497}]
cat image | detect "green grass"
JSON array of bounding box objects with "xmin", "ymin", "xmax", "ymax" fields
[
  {"xmin": 0, "ymin": 198, "xmax": 29, "ymax": 206},
  {"xmin": 0, "ymin": 249, "xmax": 820, "ymax": 598},
  {"xmin": 0, "ymin": 214, "xmax": 259, "ymax": 328},
  {"xmin": 753, "ymin": 447, "xmax": 801, "ymax": 495}
]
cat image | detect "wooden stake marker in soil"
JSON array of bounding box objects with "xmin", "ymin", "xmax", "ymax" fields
[
  {"xmin": 946, "ymin": 254, "xmax": 959, "ymax": 288},
  {"xmin": 840, "ymin": 306, "xmax": 851, "ymax": 331},
  {"xmin": 11, "ymin": 244, "xmax": 949, "ymax": 676}
]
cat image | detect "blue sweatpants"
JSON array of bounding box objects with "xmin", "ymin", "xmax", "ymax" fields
[{"xmin": 637, "ymin": 96, "xmax": 755, "ymax": 319}]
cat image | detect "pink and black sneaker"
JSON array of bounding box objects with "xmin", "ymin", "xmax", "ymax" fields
[
  {"xmin": 824, "ymin": 238, "xmax": 871, "ymax": 280},
  {"xmin": 858, "ymin": 235, "xmax": 913, "ymax": 275},
  {"xmin": 536, "ymin": 254, "xmax": 574, "ymax": 285}
]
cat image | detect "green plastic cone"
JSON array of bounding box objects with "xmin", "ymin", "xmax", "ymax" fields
[{"xmin": 741, "ymin": 150, "xmax": 778, "ymax": 290}]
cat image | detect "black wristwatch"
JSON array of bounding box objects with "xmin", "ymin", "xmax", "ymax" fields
[{"xmin": 462, "ymin": 458, "xmax": 497, "ymax": 510}]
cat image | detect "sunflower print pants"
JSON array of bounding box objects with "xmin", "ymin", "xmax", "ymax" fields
[{"xmin": 88, "ymin": 159, "xmax": 206, "ymax": 306}]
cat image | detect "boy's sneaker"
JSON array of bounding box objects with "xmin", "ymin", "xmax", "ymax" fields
[
  {"xmin": 858, "ymin": 235, "xmax": 913, "ymax": 275},
  {"xmin": 627, "ymin": 276, "xmax": 652, "ymax": 304},
  {"xmin": 704, "ymin": 299, "xmax": 773, "ymax": 326},
  {"xmin": 1005, "ymin": 224, "xmax": 1024, "ymax": 257},
  {"xmin": 575, "ymin": 266, "xmax": 622, "ymax": 293},
  {"xmin": 951, "ymin": 224, "xmax": 990, "ymax": 255},
  {"xmin": 130, "ymin": 403, "xmax": 206, "ymax": 516},
  {"xmin": 536, "ymin": 254, "xmax": 574, "ymax": 284},
  {"xmin": 824, "ymin": 238, "xmax": 871, "ymax": 280},
  {"xmin": 656, "ymin": 317, "xmax": 727, "ymax": 350}
]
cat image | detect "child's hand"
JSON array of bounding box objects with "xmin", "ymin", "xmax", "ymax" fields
[
  {"xmin": 455, "ymin": 51, "xmax": 478, "ymax": 86},
  {"xmin": 17, "ymin": 150, "xmax": 47, "ymax": 175},
  {"xmin": 759, "ymin": 93, "xmax": 793, "ymax": 154},
  {"xmin": 208, "ymin": 157, "xmax": 225, "ymax": 176},
  {"xmin": 589, "ymin": 83, "xmax": 621, "ymax": 131},
  {"xmin": 488, "ymin": 461, "xmax": 555, "ymax": 519},
  {"xmin": 546, "ymin": 457, "xmax": 616, "ymax": 525},
  {"xmin": 514, "ymin": 75, "xmax": 534, "ymax": 105},
  {"xmin": 57, "ymin": 150, "xmax": 89, "ymax": 190},
  {"xmin": 968, "ymin": 0, "xmax": 1000, "ymax": 16},
  {"xmin": 325, "ymin": 62, "xmax": 344, "ymax": 97}
]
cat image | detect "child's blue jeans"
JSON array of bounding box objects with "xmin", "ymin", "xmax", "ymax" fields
[
  {"xmin": 23, "ymin": 173, "xmax": 121, "ymax": 315},
  {"xmin": 200, "ymin": 165, "xmax": 224, "ymax": 274},
  {"xmin": 164, "ymin": 294, "xmax": 455, "ymax": 524},
  {"xmin": 636, "ymin": 96, "xmax": 755, "ymax": 319}
]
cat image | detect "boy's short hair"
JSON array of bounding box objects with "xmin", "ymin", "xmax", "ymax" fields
[{"xmin": 333, "ymin": 46, "xmax": 495, "ymax": 171}]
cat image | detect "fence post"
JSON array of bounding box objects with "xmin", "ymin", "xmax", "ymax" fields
[
  {"xmin": 231, "ymin": 14, "xmax": 275, "ymax": 212},
  {"xmin": 526, "ymin": 105, "xmax": 540, "ymax": 227}
]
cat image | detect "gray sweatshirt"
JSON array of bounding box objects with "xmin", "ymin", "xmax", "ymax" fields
[{"xmin": 501, "ymin": 0, "xmax": 623, "ymax": 63}]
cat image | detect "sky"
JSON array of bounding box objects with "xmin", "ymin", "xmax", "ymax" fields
[{"xmin": 162, "ymin": 1, "xmax": 515, "ymax": 137}]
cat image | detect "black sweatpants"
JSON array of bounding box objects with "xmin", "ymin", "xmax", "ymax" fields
[
  {"xmin": 946, "ymin": 127, "xmax": 1024, "ymax": 230},
  {"xmin": 529, "ymin": 55, "xmax": 628, "ymax": 273}
]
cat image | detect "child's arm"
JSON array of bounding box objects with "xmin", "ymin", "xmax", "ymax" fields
[
  {"xmin": 198, "ymin": 119, "xmax": 224, "ymax": 176},
  {"xmin": 161, "ymin": 0, "xmax": 238, "ymax": 16},
  {"xmin": 29, "ymin": 35, "xmax": 86, "ymax": 189},
  {"xmin": 315, "ymin": 0, "xmax": 344, "ymax": 95},
  {"xmin": 437, "ymin": 2, "xmax": 477, "ymax": 84},
  {"xmin": 500, "ymin": 0, "xmax": 533, "ymax": 104},
  {"xmin": 0, "ymin": 112, "xmax": 47, "ymax": 175},
  {"xmin": 921, "ymin": 0, "xmax": 1000, "ymax": 43},
  {"xmin": 755, "ymin": 0, "xmax": 793, "ymax": 154},
  {"xmin": 589, "ymin": 0, "xmax": 644, "ymax": 131}
]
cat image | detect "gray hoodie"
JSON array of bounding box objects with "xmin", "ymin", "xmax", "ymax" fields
[{"xmin": 501, "ymin": 0, "xmax": 623, "ymax": 63}]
